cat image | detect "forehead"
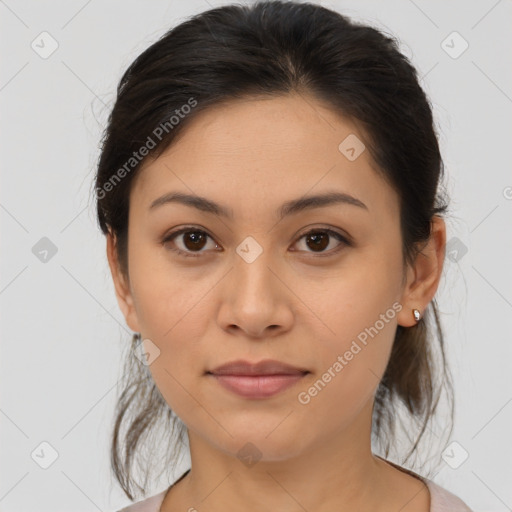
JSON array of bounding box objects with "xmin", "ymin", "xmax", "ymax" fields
[{"xmin": 131, "ymin": 93, "xmax": 399, "ymax": 223}]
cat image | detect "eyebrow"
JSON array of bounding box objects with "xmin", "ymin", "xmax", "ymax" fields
[{"xmin": 149, "ymin": 191, "xmax": 368, "ymax": 219}]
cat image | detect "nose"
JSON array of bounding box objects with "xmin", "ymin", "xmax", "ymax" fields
[{"xmin": 216, "ymin": 249, "xmax": 294, "ymax": 339}]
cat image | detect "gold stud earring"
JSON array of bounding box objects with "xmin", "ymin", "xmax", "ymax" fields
[{"xmin": 412, "ymin": 308, "xmax": 421, "ymax": 322}]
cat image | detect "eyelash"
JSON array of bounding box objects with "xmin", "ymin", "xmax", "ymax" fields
[{"xmin": 161, "ymin": 226, "xmax": 351, "ymax": 259}]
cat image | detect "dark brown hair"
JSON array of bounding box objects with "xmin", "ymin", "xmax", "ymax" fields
[{"xmin": 93, "ymin": 0, "xmax": 454, "ymax": 501}]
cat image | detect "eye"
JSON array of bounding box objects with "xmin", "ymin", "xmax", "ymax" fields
[
  {"xmin": 292, "ymin": 228, "xmax": 350, "ymax": 256},
  {"xmin": 161, "ymin": 227, "xmax": 220, "ymax": 258},
  {"xmin": 161, "ymin": 226, "xmax": 351, "ymax": 258}
]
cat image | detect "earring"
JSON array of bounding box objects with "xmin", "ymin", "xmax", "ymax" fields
[{"xmin": 412, "ymin": 308, "xmax": 421, "ymax": 322}]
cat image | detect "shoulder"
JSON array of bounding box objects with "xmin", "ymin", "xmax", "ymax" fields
[
  {"xmin": 423, "ymin": 478, "xmax": 474, "ymax": 512},
  {"xmin": 115, "ymin": 489, "xmax": 167, "ymax": 512},
  {"xmin": 375, "ymin": 455, "xmax": 473, "ymax": 512},
  {"xmin": 114, "ymin": 468, "xmax": 191, "ymax": 512}
]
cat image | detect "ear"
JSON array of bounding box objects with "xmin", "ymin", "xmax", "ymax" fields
[
  {"xmin": 397, "ymin": 216, "xmax": 446, "ymax": 327},
  {"xmin": 106, "ymin": 230, "xmax": 141, "ymax": 333}
]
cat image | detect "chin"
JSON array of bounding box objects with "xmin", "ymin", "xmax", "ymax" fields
[{"xmin": 204, "ymin": 423, "xmax": 310, "ymax": 464}]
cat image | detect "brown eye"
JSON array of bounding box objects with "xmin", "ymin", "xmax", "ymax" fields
[
  {"xmin": 293, "ymin": 229, "xmax": 350, "ymax": 255},
  {"xmin": 162, "ymin": 228, "xmax": 218, "ymax": 258},
  {"xmin": 162, "ymin": 226, "xmax": 350, "ymax": 259},
  {"xmin": 182, "ymin": 231, "xmax": 208, "ymax": 251},
  {"xmin": 305, "ymin": 232, "xmax": 329, "ymax": 252}
]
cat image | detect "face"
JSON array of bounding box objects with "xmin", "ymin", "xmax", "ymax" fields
[{"xmin": 108, "ymin": 93, "xmax": 434, "ymax": 462}]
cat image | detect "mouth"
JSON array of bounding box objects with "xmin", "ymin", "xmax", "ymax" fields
[
  {"xmin": 208, "ymin": 358, "xmax": 310, "ymax": 376},
  {"xmin": 206, "ymin": 373, "xmax": 309, "ymax": 399},
  {"xmin": 206, "ymin": 359, "xmax": 310, "ymax": 399}
]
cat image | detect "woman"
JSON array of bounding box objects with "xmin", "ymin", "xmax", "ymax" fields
[{"xmin": 95, "ymin": 1, "xmax": 473, "ymax": 510}]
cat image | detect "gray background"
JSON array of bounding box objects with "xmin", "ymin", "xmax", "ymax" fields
[{"xmin": 1, "ymin": 1, "xmax": 511, "ymax": 511}]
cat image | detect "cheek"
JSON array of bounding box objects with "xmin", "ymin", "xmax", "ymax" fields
[
  {"xmin": 318, "ymin": 311, "xmax": 397, "ymax": 393},
  {"xmin": 128, "ymin": 253, "xmax": 214, "ymax": 414},
  {"xmin": 293, "ymin": 259, "xmax": 401, "ymax": 412},
  {"xmin": 128, "ymin": 238, "xmax": 211, "ymax": 336},
  {"xmin": 296, "ymin": 252, "xmax": 401, "ymax": 348},
  {"xmin": 293, "ymin": 310, "xmax": 397, "ymax": 440}
]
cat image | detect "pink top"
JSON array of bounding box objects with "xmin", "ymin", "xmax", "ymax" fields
[{"xmin": 116, "ymin": 463, "xmax": 473, "ymax": 512}]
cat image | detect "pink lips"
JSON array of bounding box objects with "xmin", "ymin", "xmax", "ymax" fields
[{"xmin": 207, "ymin": 359, "xmax": 309, "ymax": 399}]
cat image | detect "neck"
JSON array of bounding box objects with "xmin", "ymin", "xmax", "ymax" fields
[{"xmin": 161, "ymin": 399, "xmax": 429, "ymax": 512}]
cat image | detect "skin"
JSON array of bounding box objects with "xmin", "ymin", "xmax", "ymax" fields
[{"xmin": 107, "ymin": 92, "xmax": 446, "ymax": 512}]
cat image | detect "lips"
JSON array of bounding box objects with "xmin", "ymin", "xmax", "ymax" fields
[
  {"xmin": 207, "ymin": 359, "xmax": 309, "ymax": 376},
  {"xmin": 206, "ymin": 359, "xmax": 310, "ymax": 399}
]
